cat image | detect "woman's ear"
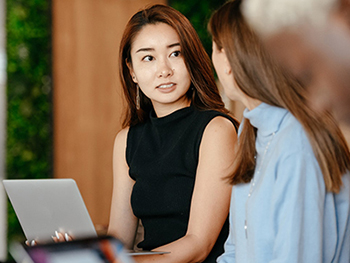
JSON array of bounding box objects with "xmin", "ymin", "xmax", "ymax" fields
[
  {"xmin": 126, "ymin": 60, "xmax": 138, "ymax": 83},
  {"xmin": 222, "ymin": 48, "xmax": 232, "ymax": 75}
]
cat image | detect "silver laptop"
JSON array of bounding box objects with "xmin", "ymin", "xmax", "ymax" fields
[{"xmin": 2, "ymin": 178, "xmax": 97, "ymax": 243}]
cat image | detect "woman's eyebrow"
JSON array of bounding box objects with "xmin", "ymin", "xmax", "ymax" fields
[
  {"xmin": 135, "ymin": 42, "xmax": 180, "ymax": 53},
  {"xmin": 168, "ymin": 42, "xmax": 180, "ymax": 48},
  {"xmin": 136, "ymin": 47, "xmax": 154, "ymax": 53}
]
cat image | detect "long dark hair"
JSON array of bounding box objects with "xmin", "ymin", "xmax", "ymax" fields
[
  {"xmin": 120, "ymin": 4, "xmax": 234, "ymax": 127},
  {"xmin": 209, "ymin": 0, "xmax": 350, "ymax": 193}
]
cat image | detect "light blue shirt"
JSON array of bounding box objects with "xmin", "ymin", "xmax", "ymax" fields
[{"xmin": 218, "ymin": 103, "xmax": 350, "ymax": 263}]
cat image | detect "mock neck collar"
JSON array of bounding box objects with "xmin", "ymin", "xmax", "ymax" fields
[
  {"xmin": 149, "ymin": 104, "xmax": 194, "ymax": 127},
  {"xmin": 243, "ymin": 103, "xmax": 288, "ymax": 137}
]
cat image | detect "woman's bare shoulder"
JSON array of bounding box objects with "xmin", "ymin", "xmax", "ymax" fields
[
  {"xmin": 114, "ymin": 127, "xmax": 130, "ymax": 146},
  {"xmin": 204, "ymin": 116, "xmax": 237, "ymax": 138}
]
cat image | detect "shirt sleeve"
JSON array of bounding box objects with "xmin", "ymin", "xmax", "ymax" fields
[{"xmin": 269, "ymin": 150, "xmax": 327, "ymax": 263}]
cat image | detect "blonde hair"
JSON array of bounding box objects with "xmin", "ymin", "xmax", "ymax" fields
[{"xmin": 241, "ymin": 0, "xmax": 337, "ymax": 36}]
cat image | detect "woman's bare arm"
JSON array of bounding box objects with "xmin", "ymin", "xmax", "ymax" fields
[{"xmin": 108, "ymin": 127, "xmax": 139, "ymax": 250}]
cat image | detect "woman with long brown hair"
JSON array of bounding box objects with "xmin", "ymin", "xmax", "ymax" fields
[
  {"xmin": 108, "ymin": 4, "xmax": 238, "ymax": 263},
  {"xmin": 209, "ymin": 0, "xmax": 350, "ymax": 262}
]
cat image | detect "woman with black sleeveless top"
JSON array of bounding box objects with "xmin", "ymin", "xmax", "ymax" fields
[{"xmin": 108, "ymin": 4, "xmax": 239, "ymax": 263}]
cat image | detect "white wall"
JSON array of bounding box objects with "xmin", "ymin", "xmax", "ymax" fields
[{"xmin": 0, "ymin": 0, "xmax": 7, "ymax": 260}]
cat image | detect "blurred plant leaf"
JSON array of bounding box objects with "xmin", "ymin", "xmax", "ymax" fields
[{"xmin": 6, "ymin": 0, "xmax": 52, "ymax": 247}]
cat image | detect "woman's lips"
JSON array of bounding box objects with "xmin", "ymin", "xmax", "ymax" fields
[{"xmin": 156, "ymin": 83, "xmax": 176, "ymax": 93}]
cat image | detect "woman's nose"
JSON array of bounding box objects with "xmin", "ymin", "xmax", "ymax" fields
[{"xmin": 157, "ymin": 60, "xmax": 174, "ymax": 78}]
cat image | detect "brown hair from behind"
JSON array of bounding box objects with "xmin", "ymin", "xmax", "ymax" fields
[{"xmin": 208, "ymin": 0, "xmax": 350, "ymax": 193}]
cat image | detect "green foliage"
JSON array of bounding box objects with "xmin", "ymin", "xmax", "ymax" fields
[
  {"xmin": 170, "ymin": 0, "xmax": 227, "ymax": 56},
  {"xmin": 6, "ymin": 0, "xmax": 52, "ymax": 244}
]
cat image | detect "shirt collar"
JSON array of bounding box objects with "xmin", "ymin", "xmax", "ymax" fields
[{"xmin": 243, "ymin": 102, "xmax": 288, "ymax": 137}]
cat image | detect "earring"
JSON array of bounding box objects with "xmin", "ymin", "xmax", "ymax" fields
[
  {"xmin": 225, "ymin": 69, "xmax": 228, "ymax": 74},
  {"xmin": 136, "ymin": 84, "xmax": 140, "ymax": 110}
]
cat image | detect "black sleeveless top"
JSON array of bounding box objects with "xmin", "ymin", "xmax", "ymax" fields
[{"xmin": 126, "ymin": 105, "xmax": 237, "ymax": 262}]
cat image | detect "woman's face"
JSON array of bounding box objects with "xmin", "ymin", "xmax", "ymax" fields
[
  {"xmin": 129, "ymin": 23, "xmax": 191, "ymax": 115},
  {"xmin": 212, "ymin": 41, "xmax": 261, "ymax": 110},
  {"xmin": 212, "ymin": 42, "xmax": 241, "ymax": 101}
]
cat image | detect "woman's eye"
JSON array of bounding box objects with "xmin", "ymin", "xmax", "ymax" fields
[
  {"xmin": 143, "ymin": 55, "xmax": 154, "ymax": 62},
  {"xmin": 170, "ymin": 51, "xmax": 181, "ymax": 57}
]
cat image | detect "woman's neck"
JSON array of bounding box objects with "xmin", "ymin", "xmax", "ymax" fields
[
  {"xmin": 152, "ymin": 98, "xmax": 191, "ymax": 118},
  {"xmin": 241, "ymin": 95, "xmax": 262, "ymax": 111}
]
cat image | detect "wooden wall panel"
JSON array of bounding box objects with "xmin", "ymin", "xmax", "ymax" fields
[{"xmin": 52, "ymin": 0, "xmax": 166, "ymax": 231}]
